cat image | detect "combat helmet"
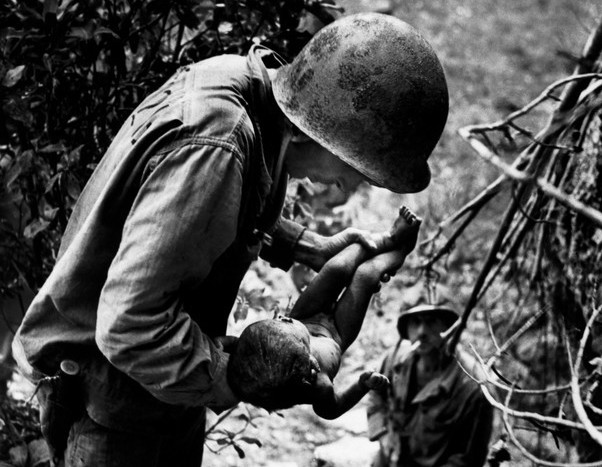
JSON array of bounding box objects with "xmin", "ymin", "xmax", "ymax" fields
[
  {"xmin": 397, "ymin": 304, "xmax": 459, "ymax": 340},
  {"xmin": 273, "ymin": 12, "xmax": 449, "ymax": 193}
]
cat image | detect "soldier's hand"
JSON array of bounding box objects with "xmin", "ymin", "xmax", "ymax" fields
[
  {"xmin": 308, "ymin": 228, "xmax": 379, "ymax": 270},
  {"xmin": 214, "ymin": 335, "xmax": 239, "ymax": 354}
]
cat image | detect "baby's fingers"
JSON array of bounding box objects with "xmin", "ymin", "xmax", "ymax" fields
[{"xmin": 366, "ymin": 373, "xmax": 390, "ymax": 389}]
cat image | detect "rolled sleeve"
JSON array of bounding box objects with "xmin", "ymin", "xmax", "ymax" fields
[
  {"xmin": 96, "ymin": 142, "xmax": 243, "ymax": 407},
  {"xmin": 260, "ymin": 217, "xmax": 306, "ymax": 270}
]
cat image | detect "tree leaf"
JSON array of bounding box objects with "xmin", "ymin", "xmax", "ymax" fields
[
  {"xmin": 23, "ymin": 218, "xmax": 51, "ymax": 239},
  {"xmin": 0, "ymin": 189, "xmax": 23, "ymax": 207},
  {"xmin": 38, "ymin": 198, "xmax": 58, "ymax": 220},
  {"xmin": 2, "ymin": 65, "xmax": 26, "ymax": 88},
  {"xmin": 233, "ymin": 296, "xmax": 249, "ymax": 322},
  {"xmin": 94, "ymin": 27, "xmax": 121, "ymax": 40},
  {"xmin": 69, "ymin": 26, "xmax": 92, "ymax": 40},
  {"xmin": 239, "ymin": 436, "xmax": 262, "ymax": 447},
  {"xmin": 64, "ymin": 173, "xmax": 81, "ymax": 200},
  {"xmin": 4, "ymin": 164, "xmax": 23, "ymax": 188},
  {"xmin": 232, "ymin": 443, "xmax": 245, "ymax": 459},
  {"xmin": 38, "ymin": 143, "xmax": 66, "ymax": 154},
  {"xmin": 45, "ymin": 173, "xmax": 61, "ymax": 193}
]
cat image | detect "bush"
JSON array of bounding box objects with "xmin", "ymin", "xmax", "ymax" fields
[{"xmin": 0, "ymin": 0, "xmax": 340, "ymax": 298}]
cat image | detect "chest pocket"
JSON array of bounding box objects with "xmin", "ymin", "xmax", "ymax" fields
[{"xmin": 417, "ymin": 395, "xmax": 457, "ymax": 433}]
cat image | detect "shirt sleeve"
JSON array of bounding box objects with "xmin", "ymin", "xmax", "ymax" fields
[
  {"xmin": 260, "ymin": 217, "xmax": 306, "ymax": 270},
  {"xmin": 96, "ymin": 142, "xmax": 244, "ymax": 409}
]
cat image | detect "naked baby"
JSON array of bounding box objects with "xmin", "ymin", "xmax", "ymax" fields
[{"xmin": 225, "ymin": 207, "xmax": 421, "ymax": 418}]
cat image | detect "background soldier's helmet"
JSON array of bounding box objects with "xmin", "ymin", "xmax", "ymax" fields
[
  {"xmin": 273, "ymin": 12, "xmax": 449, "ymax": 194},
  {"xmin": 397, "ymin": 304, "xmax": 459, "ymax": 339}
]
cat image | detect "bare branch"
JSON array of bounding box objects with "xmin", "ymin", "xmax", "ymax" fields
[
  {"xmin": 567, "ymin": 306, "xmax": 602, "ymax": 446},
  {"xmin": 488, "ymin": 307, "xmax": 547, "ymax": 365},
  {"xmin": 501, "ymin": 387, "xmax": 602, "ymax": 467},
  {"xmin": 463, "ymin": 73, "xmax": 602, "ymax": 135},
  {"xmin": 586, "ymin": 380, "xmax": 602, "ymax": 417},
  {"xmin": 458, "ymin": 125, "xmax": 602, "ymax": 228}
]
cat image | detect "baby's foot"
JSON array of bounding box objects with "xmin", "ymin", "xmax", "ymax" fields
[{"xmin": 388, "ymin": 205, "xmax": 421, "ymax": 251}]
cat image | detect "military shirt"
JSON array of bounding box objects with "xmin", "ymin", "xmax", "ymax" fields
[
  {"xmin": 13, "ymin": 46, "xmax": 304, "ymax": 432},
  {"xmin": 367, "ymin": 341, "xmax": 494, "ymax": 467}
]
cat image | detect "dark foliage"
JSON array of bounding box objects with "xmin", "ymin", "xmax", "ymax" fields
[{"xmin": 0, "ymin": 0, "xmax": 339, "ymax": 298}]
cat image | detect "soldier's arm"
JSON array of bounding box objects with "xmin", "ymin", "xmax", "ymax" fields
[{"xmin": 96, "ymin": 144, "xmax": 243, "ymax": 412}]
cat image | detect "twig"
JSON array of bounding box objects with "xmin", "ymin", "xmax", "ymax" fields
[
  {"xmin": 507, "ymin": 121, "xmax": 576, "ymax": 151},
  {"xmin": 476, "ymin": 214, "xmax": 531, "ymax": 303},
  {"xmin": 482, "ymin": 303, "xmax": 502, "ymax": 353},
  {"xmin": 458, "ymin": 351, "xmax": 571, "ymax": 396},
  {"xmin": 489, "ymin": 307, "xmax": 547, "ymax": 365},
  {"xmin": 586, "ymin": 379, "xmax": 602, "ymax": 417},
  {"xmin": 464, "ymin": 73, "xmax": 602, "ymax": 135},
  {"xmin": 459, "ymin": 125, "xmax": 602, "ymax": 228},
  {"xmin": 567, "ymin": 306, "xmax": 602, "ymax": 446},
  {"xmin": 469, "ymin": 345, "xmax": 598, "ymax": 431},
  {"xmin": 205, "ymin": 406, "xmax": 238, "ymax": 435},
  {"xmin": 420, "ymin": 204, "xmax": 483, "ymax": 269},
  {"xmin": 557, "ymin": 20, "xmax": 602, "ymax": 113},
  {"xmin": 501, "ymin": 387, "xmax": 602, "ymax": 466},
  {"xmin": 447, "ymin": 180, "xmax": 525, "ymax": 355}
]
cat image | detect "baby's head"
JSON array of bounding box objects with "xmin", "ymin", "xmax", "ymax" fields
[{"xmin": 227, "ymin": 317, "xmax": 317, "ymax": 411}]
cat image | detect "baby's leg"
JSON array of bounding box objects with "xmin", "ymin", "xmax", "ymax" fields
[
  {"xmin": 289, "ymin": 243, "xmax": 373, "ymax": 320},
  {"xmin": 334, "ymin": 249, "xmax": 406, "ymax": 351},
  {"xmin": 291, "ymin": 206, "xmax": 420, "ymax": 322}
]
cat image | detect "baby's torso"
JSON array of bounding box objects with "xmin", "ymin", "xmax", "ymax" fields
[{"xmin": 303, "ymin": 313, "xmax": 342, "ymax": 380}]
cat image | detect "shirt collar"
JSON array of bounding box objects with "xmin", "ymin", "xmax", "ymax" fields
[{"xmin": 245, "ymin": 45, "xmax": 290, "ymax": 231}]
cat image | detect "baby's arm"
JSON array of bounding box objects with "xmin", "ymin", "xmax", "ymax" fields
[{"xmin": 311, "ymin": 371, "xmax": 389, "ymax": 420}]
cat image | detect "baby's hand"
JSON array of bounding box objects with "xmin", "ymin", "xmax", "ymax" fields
[{"xmin": 359, "ymin": 371, "xmax": 390, "ymax": 390}]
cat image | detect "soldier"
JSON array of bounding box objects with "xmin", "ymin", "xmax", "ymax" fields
[{"xmin": 367, "ymin": 303, "xmax": 494, "ymax": 467}]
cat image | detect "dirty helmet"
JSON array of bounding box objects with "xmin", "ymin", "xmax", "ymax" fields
[
  {"xmin": 397, "ymin": 304, "xmax": 459, "ymax": 340},
  {"xmin": 273, "ymin": 12, "xmax": 449, "ymax": 193}
]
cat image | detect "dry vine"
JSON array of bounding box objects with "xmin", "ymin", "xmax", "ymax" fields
[{"xmin": 421, "ymin": 16, "xmax": 602, "ymax": 465}]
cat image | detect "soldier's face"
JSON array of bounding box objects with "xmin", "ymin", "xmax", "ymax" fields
[
  {"xmin": 285, "ymin": 137, "xmax": 368, "ymax": 193},
  {"xmin": 406, "ymin": 312, "xmax": 449, "ymax": 355}
]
